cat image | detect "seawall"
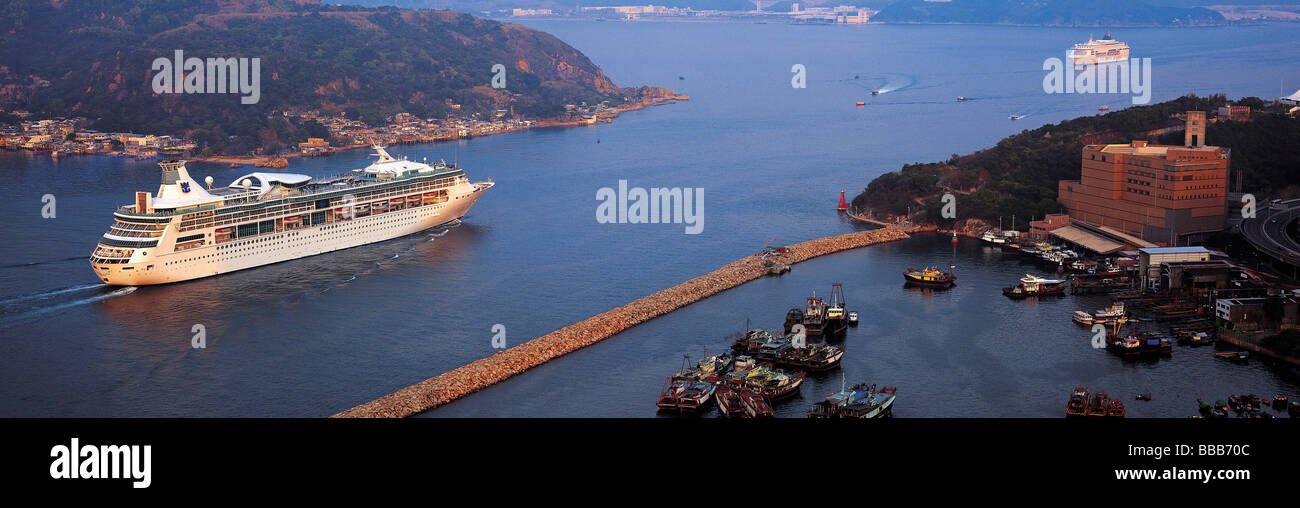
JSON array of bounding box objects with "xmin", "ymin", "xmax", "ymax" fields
[{"xmin": 332, "ymin": 227, "xmax": 910, "ymax": 418}]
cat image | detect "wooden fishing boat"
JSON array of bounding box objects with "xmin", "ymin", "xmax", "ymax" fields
[
  {"xmin": 1066, "ymin": 386, "xmax": 1089, "ymax": 418},
  {"xmin": 1086, "ymin": 391, "xmax": 1110, "ymax": 418},
  {"xmin": 903, "ymin": 266, "xmax": 956, "ymax": 288},
  {"xmin": 1108, "ymin": 398, "xmax": 1126, "ymax": 418},
  {"xmin": 783, "ymin": 307, "xmax": 804, "ymax": 334},
  {"xmin": 807, "ymin": 377, "xmax": 896, "ymax": 419}
]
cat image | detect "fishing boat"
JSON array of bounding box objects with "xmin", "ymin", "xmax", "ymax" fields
[
  {"xmin": 1215, "ymin": 351, "xmax": 1249, "ymax": 363},
  {"xmin": 741, "ymin": 388, "xmax": 775, "ymax": 418},
  {"xmin": 801, "ymin": 292, "xmax": 827, "ymax": 337},
  {"xmin": 715, "ymin": 384, "xmax": 748, "ymax": 417},
  {"xmin": 783, "ymin": 308, "xmax": 804, "ymax": 334},
  {"xmin": 1003, "ymin": 274, "xmax": 1066, "ymax": 299},
  {"xmin": 823, "ymin": 283, "xmax": 848, "ymax": 336},
  {"xmin": 1086, "ymin": 391, "xmax": 1110, "ymax": 418},
  {"xmin": 774, "ymin": 342, "xmax": 844, "ymax": 372},
  {"xmin": 1094, "ymin": 302, "xmax": 1125, "ymax": 321},
  {"xmin": 807, "ymin": 376, "xmax": 896, "ymax": 419},
  {"xmin": 1273, "ymin": 395, "xmax": 1289, "ymax": 409},
  {"xmin": 656, "ymin": 375, "xmax": 716, "ymax": 413},
  {"xmin": 1178, "ymin": 331, "xmax": 1213, "ymax": 346},
  {"xmin": 1072, "ymin": 310, "xmax": 1094, "ymax": 326},
  {"xmin": 1107, "ymin": 398, "xmax": 1126, "ymax": 418},
  {"xmin": 903, "ymin": 266, "xmax": 957, "ymax": 288},
  {"xmin": 1105, "ymin": 327, "xmax": 1142, "ymax": 358},
  {"xmin": 722, "ymin": 364, "xmax": 806, "ymax": 401},
  {"xmin": 1066, "ymin": 386, "xmax": 1089, "ymax": 418}
]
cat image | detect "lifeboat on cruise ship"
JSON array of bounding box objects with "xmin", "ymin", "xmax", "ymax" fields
[{"xmin": 390, "ymin": 197, "xmax": 404, "ymax": 204}]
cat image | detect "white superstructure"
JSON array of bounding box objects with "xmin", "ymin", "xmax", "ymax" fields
[
  {"xmin": 1068, "ymin": 31, "xmax": 1130, "ymax": 65},
  {"xmin": 90, "ymin": 146, "xmax": 493, "ymax": 285}
]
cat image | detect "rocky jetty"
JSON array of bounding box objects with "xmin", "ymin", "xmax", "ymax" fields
[{"xmin": 333, "ymin": 227, "xmax": 909, "ymax": 418}]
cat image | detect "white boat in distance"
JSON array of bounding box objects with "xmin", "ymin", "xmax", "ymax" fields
[{"xmin": 1068, "ymin": 31, "xmax": 1130, "ymax": 65}]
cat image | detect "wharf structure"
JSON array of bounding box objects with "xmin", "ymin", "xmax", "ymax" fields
[{"xmin": 1057, "ymin": 111, "xmax": 1230, "ymax": 246}]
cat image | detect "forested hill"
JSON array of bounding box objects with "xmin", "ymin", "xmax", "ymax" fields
[
  {"xmin": 0, "ymin": 0, "xmax": 638, "ymax": 146},
  {"xmin": 873, "ymin": 0, "xmax": 1226, "ymax": 26},
  {"xmin": 851, "ymin": 95, "xmax": 1300, "ymax": 224}
]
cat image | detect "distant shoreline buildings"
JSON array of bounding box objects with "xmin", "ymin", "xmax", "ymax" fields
[{"xmin": 505, "ymin": 4, "xmax": 875, "ymax": 24}]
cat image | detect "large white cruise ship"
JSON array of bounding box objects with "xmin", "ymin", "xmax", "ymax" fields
[
  {"xmin": 1068, "ymin": 31, "xmax": 1130, "ymax": 65},
  {"xmin": 90, "ymin": 146, "xmax": 493, "ymax": 286}
]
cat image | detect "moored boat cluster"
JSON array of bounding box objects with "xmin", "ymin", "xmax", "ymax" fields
[{"xmin": 334, "ymin": 227, "xmax": 909, "ymax": 417}]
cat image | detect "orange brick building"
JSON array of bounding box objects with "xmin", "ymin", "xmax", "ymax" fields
[{"xmin": 1057, "ymin": 111, "xmax": 1230, "ymax": 245}]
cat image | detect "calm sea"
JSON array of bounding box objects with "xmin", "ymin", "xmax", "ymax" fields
[{"xmin": 1, "ymin": 22, "xmax": 1297, "ymax": 417}]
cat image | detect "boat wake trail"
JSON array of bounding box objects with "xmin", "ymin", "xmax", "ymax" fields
[
  {"xmin": 0, "ymin": 285, "xmax": 136, "ymax": 320},
  {"xmin": 0, "ymin": 283, "xmax": 103, "ymax": 306}
]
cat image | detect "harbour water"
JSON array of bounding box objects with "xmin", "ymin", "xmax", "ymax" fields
[{"xmin": 1, "ymin": 22, "xmax": 1298, "ymax": 416}]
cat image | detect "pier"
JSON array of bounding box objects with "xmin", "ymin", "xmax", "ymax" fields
[{"xmin": 333, "ymin": 227, "xmax": 909, "ymax": 418}]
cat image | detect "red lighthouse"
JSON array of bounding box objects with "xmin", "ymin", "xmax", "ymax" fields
[{"xmin": 837, "ymin": 189, "xmax": 849, "ymax": 211}]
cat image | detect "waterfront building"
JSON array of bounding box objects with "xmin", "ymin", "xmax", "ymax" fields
[
  {"xmin": 1028, "ymin": 213, "xmax": 1071, "ymax": 240},
  {"xmin": 1216, "ymin": 294, "xmax": 1300, "ymax": 331},
  {"xmin": 1137, "ymin": 246, "xmax": 1211, "ymax": 289},
  {"xmin": 1057, "ymin": 111, "xmax": 1230, "ymax": 245}
]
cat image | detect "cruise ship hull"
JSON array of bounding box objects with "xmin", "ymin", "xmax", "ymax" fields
[{"xmin": 93, "ymin": 183, "xmax": 489, "ymax": 286}]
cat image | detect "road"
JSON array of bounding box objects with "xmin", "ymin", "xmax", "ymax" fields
[{"xmin": 1239, "ymin": 200, "xmax": 1300, "ymax": 268}]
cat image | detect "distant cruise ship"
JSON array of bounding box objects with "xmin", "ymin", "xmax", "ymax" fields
[
  {"xmin": 90, "ymin": 146, "xmax": 493, "ymax": 285},
  {"xmin": 1068, "ymin": 31, "xmax": 1130, "ymax": 65}
]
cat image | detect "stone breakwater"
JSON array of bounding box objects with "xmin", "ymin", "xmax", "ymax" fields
[{"xmin": 332, "ymin": 227, "xmax": 910, "ymax": 418}]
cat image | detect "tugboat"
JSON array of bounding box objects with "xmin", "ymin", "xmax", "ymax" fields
[
  {"xmin": 1066, "ymin": 386, "xmax": 1089, "ymax": 418},
  {"xmin": 903, "ymin": 266, "xmax": 957, "ymax": 288},
  {"xmin": 807, "ymin": 375, "xmax": 896, "ymax": 418},
  {"xmin": 823, "ymin": 283, "xmax": 848, "ymax": 337}
]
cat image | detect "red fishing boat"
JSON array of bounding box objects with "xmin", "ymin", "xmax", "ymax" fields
[
  {"xmin": 1066, "ymin": 386, "xmax": 1089, "ymax": 418},
  {"xmin": 1086, "ymin": 391, "xmax": 1110, "ymax": 418}
]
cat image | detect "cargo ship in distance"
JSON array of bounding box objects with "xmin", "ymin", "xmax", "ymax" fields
[
  {"xmin": 90, "ymin": 145, "xmax": 494, "ymax": 285},
  {"xmin": 1068, "ymin": 31, "xmax": 1130, "ymax": 65}
]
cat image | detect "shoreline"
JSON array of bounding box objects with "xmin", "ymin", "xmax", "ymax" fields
[{"xmin": 332, "ymin": 226, "xmax": 909, "ymax": 418}]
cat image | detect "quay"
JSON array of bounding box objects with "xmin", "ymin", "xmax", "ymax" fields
[{"xmin": 332, "ymin": 227, "xmax": 910, "ymax": 418}]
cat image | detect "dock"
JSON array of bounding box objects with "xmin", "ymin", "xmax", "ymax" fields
[{"xmin": 332, "ymin": 227, "xmax": 910, "ymax": 418}]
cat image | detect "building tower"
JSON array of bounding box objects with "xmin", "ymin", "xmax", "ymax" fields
[{"xmin": 1185, "ymin": 110, "xmax": 1206, "ymax": 148}]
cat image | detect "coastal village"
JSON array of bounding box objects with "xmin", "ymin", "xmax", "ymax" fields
[{"xmin": 0, "ymin": 89, "xmax": 688, "ymax": 166}]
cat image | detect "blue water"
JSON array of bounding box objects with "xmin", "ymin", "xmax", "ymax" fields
[{"xmin": 1, "ymin": 22, "xmax": 1297, "ymax": 417}]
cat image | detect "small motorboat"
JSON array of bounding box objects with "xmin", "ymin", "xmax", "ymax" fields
[
  {"xmin": 1135, "ymin": 393, "xmax": 1151, "ymax": 401},
  {"xmin": 871, "ymin": 88, "xmax": 880, "ymax": 95},
  {"xmin": 847, "ymin": 311, "xmax": 859, "ymax": 326},
  {"xmin": 1215, "ymin": 351, "xmax": 1249, "ymax": 363},
  {"xmin": 856, "ymin": 101, "xmax": 865, "ymax": 107},
  {"xmin": 957, "ymin": 96, "xmax": 967, "ymax": 101},
  {"xmin": 1009, "ymin": 114, "xmax": 1022, "ymax": 120},
  {"xmin": 1099, "ymin": 105, "xmax": 1109, "ymax": 111}
]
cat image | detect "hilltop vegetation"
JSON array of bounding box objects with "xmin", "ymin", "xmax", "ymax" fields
[
  {"xmin": 851, "ymin": 95, "xmax": 1300, "ymax": 223},
  {"xmin": 0, "ymin": 0, "xmax": 640, "ymax": 153},
  {"xmin": 873, "ymin": 0, "xmax": 1226, "ymax": 26}
]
